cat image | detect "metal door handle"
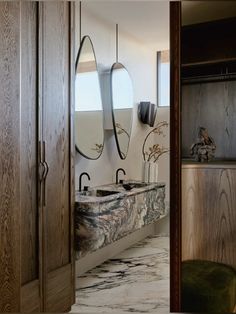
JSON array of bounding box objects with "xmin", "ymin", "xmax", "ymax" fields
[
  {"xmin": 39, "ymin": 141, "xmax": 49, "ymax": 206},
  {"xmin": 43, "ymin": 161, "xmax": 49, "ymax": 180},
  {"xmin": 39, "ymin": 161, "xmax": 46, "ymax": 182}
]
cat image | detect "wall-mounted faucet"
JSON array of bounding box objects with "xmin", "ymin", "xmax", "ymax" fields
[
  {"xmin": 79, "ymin": 172, "xmax": 91, "ymax": 192},
  {"xmin": 116, "ymin": 168, "xmax": 126, "ymax": 184}
]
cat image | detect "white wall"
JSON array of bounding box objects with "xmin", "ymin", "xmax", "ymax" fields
[{"xmin": 74, "ymin": 4, "xmax": 170, "ymax": 202}]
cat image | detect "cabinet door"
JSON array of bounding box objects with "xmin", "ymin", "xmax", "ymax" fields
[
  {"xmin": 39, "ymin": 2, "xmax": 75, "ymax": 312},
  {"xmin": 0, "ymin": 2, "xmax": 21, "ymax": 311},
  {"xmin": 0, "ymin": 2, "xmax": 40, "ymax": 312},
  {"xmin": 20, "ymin": 2, "xmax": 41, "ymax": 312}
]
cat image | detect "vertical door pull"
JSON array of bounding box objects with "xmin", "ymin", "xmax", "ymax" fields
[
  {"xmin": 39, "ymin": 161, "xmax": 46, "ymax": 182},
  {"xmin": 43, "ymin": 161, "xmax": 49, "ymax": 180}
]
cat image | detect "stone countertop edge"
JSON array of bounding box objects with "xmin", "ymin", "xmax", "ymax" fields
[{"xmin": 75, "ymin": 181, "xmax": 166, "ymax": 204}]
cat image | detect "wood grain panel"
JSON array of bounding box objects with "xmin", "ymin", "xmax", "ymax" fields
[
  {"xmin": 21, "ymin": 280, "xmax": 40, "ymax": 312},
  {"xmin": 41, "ymin": 1, "xmax": 70, "ymax": 272},
  {"xmin": 20, "ymin": 1, "xmax": 39, "ymax": 286},
  {"xmin": 0, "ymin": 2, "xmax": 21, "ymax": 311},
  {"xmin": 39, "ymin": 2, "xmax": 74, "ymax": 311},
  {"xmin": 69, "ymin": 2, "xmax": 76, "ymax": 305},
  {"xmin": 182, "ymin": 81, "xmax": 236, "ymax": 159},
  {"xmin": 170, "ymin": 2, "xmax": 182, "ymax": 312},
  {"xmin": 46, "ymin": 264, "xmax": 72, "ymax": 312},
  {"xmin": 182, "ymin": 167, "xmax": 236, "ymax": 269}
]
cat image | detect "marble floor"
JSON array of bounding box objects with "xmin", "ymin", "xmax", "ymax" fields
[{"xmin": 71, "ymin": 236, "xmax": 169, "ymax": 314}]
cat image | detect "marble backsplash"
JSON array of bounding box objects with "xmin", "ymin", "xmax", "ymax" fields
[{"xmin": 75, "ymin": 183, "xmax": 166, "ymax": 259}]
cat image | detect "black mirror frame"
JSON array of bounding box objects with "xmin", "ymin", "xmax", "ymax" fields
[
  {"xmin": 75, "ymin": 35, "xmax": 104, "ymax": 160},
  {"xmin": 110, "ymin": 62, "xmax": 133, "ymax": 160}
]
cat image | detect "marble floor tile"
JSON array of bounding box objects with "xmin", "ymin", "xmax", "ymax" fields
[{"xmin": 71, "ymin": 236, "xmax": 169, "ymax": 314}]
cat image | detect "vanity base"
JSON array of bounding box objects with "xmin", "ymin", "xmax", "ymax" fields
[
  {"xmin": 75, "ymin": 182, "xmax": 166, "ymax": 259},
  {"xmin": 76, "ymin": 214, "xmax": 168, "ymax": 276}
]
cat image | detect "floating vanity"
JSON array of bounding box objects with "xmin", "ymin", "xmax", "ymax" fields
[{"xmin": 75, "ymin": 181, "xmax": 166, "ymax": 259}]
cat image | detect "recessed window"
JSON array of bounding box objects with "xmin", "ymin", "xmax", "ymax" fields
[{"xmin": 157, "ymin": 50, "xmax": 170, "ymax": 107}]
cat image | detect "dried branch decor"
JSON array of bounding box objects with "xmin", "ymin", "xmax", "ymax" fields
[
  {"xmin": 115, "ymin": 123, "xmax": 130, "ymax": 138},
  {"xmin": 142, "ymin": 121, "xmax": 169, "ymax": 163},
  {"xmin": 91, "ymin": 143, "xmax": 103, "ymax": 154}
]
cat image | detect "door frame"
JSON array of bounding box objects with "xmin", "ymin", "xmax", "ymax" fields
[{"xmin": 170, "ymin": 1, "xmax": 182, "ymax": 312}]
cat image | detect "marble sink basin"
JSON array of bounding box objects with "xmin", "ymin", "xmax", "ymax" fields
[
  {"xmin": 120, "ymin": 181, "xmax": 149, "ymax": 190},
  {"xmin": 79, "ymin": 189, "xmax": 120, "ymax": 198}
]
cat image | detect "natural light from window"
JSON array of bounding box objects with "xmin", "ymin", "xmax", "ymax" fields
[{"xmin": 158, "ymin": 51, "xmax": 170, "ymax": 107}]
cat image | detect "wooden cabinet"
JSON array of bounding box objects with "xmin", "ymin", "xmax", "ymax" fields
[
  {"xmin": 0, "ymin": 2, "xmax": 75, "ymax": 312},
  {"xmin": 181, "ymin": 18, "xmax": 236, "ymax": 84},
  {"xmin": 182, "ymin": 18, "xmax": 236, "ymax": 66},
  {"xmin": 182, "ymin": 164, "xmax": 236, "ymax": 269}
]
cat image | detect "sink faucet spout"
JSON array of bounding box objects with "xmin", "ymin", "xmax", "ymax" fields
[
  {"xmin": 115, "ymin": 168, "xmax": 126, "ymax": 184},
  {"xmin": 79, "ymin": 172, "xmax": 91, "ymax": 192}
]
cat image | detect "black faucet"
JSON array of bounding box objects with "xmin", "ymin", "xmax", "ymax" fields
[
  {"xmin": 116, "ymin": 168, "xmax": 126, "ymax": 184},
  {"xmin": 79, "ymin": 172, "xmax": 91, "ymax": 192}
]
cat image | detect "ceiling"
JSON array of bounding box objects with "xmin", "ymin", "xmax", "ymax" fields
[
  {"xmin": 83, "ymin": 1, "xmax": 236, "ymax": 51},
  {"xmin": 84, "ymin": 1, "xmax": 169, "ymax": 51}
]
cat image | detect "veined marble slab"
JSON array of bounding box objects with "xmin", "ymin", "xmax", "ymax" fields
[
  {"xmin": 75, "ymin": 181, "xmax": 166, "ymax": 259},
  {"xmin": 71, "ymin": 236, "xmax": 169, "ymax": 314}
]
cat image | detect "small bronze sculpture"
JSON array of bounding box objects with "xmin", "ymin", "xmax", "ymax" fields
[{"xmin": 190, "ymin": 127, "xmax": 216, "ymax": 162}]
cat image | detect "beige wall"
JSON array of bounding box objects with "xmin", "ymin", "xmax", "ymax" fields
[{"xmin": 74, "ymin": 4, "xmax": 170, "ymax": 202}]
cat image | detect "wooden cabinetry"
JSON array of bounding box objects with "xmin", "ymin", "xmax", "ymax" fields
[
  {"xmin": 181, "ymin": 18, "xmax": 236, "ymax": 84},
  {"xmin": 182, "ymin": 18, "xmax": 236, "ymax": 66},
  {"xmin": 182, "ymin": 164, "xmax": 236, "ymax": 269},
  {"xmin": 0, "ymin": 2, "xmax": 75, "ymax": 312}
]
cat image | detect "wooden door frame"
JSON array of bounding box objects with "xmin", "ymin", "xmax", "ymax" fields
[{"xmin": 170, "ymin": 2, "xmax": 182, "ymax": 312}]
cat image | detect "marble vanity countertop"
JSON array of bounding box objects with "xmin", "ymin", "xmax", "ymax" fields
[
  {"xmin": 75, "ymin": 189, "xmax": 125, "ymax": 204},
  {"xmin": 75, "ymin": 180, "xmax": 166, "ymax": 204}
]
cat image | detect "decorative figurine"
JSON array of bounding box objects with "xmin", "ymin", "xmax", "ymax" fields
[{"xmin": 190, "ymin": 127, "xmax": 216, "ymax": 162}]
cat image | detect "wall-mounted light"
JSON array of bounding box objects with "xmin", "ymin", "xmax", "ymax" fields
[{"xmin": 138, "ymin": 102, "xmax": 157, "ymax": 127}]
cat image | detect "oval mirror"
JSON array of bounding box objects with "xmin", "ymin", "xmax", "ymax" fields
[
  {"xmin": 111, "ymin": 63, "xmax": 133, "ymax": 159},
  {"xmin": 75, "ymin": 36, "xmax": 104, "ymax": 159}
]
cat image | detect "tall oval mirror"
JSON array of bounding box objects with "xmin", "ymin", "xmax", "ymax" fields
[
  {"xmin": 75, "ymin": 36, "xmax": 104, "ymax": 159},
  {"xmin": 111, "ymin": 63, "xmax": 133, "ymax": 159}
]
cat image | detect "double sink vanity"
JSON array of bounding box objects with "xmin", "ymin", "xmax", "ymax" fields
[
  {"xmin": 74, "ymin": 25, "xmax": 167, "ymax": 263},
  {"xmin": 75, "ymin": 180, "xmax": 166, "ymax": 259}
]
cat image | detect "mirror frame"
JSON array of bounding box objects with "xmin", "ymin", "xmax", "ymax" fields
[
  {"xmin": 75, "ymin": 35, "xmax": 104, "ymax": 160},
  {"xmin": 110, "ymin": 62, "xmax": 133, "ymax": 160}
]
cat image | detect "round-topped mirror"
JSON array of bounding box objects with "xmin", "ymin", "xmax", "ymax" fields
[
  {"xmin": 75, "ymin": 36, "xmax": 104, "ymax": 159},
  {"xmin": 111, "ymin": 63, "xmax": 133, "ymax": 159}
]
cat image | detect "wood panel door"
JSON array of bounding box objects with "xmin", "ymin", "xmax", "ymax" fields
[
  {"xmin": 39, "ymin": 2, "xmax": 75, "ymax": 312},
  {"xmin": 20, "ymin": 2, "xmax": 41, "ymax": 312},
  {"xmin": 0, "ymin": 2, "xmax": 41, "ymax": 312},
  {"xmin": 0, "ymin": 1, "xmax": 75, "ymax": 312}
]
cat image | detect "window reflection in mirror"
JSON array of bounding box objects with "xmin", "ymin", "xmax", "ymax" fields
[
  {"xmin": 111, "ymin": 63, "xmax": 133, "ymax": 159},
  {"xmin": 157, "ymin": 50, "xmax": 170, "ymax": 107},
  {"xmin": 75, "ymin": 36, "xmax": 104, "ymax": 159}
]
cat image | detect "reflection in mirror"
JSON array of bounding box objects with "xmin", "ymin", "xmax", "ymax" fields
[
  {"xmin": 111, "ymin": 63, "xmax": 133, "ymax": 159},
  {"xmin": 75, "ymin": 36, "xmax": 104, "ymax": 159}
]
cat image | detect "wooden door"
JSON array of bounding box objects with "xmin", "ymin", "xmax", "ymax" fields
[
  {"xmin": 0, "ymin": 2, "xmax": 40, "ymax": 312},
  {"xmin": 39, "ymin": 2, "xmax": 75, "ymax": 312},
  {"xmin": 20, "ymin": 2, "xmax": 41, "ymax": 312},
  {"xmin": 0, "ymin": 1, "xmax": 75, "ymax": 312}
]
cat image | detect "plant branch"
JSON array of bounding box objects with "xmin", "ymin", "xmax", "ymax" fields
[
  {"xmin": 153, "ymin": 149, "xmax": 169, "ymax": 163},
  {"xmin": 142, "ymin": 121, "xmax": 168, "ymax": 162}
]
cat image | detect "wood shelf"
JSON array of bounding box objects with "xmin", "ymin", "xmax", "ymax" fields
[{"xmin": 182, "ymin": 58, "xmax": 236, "ymax": 68}]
